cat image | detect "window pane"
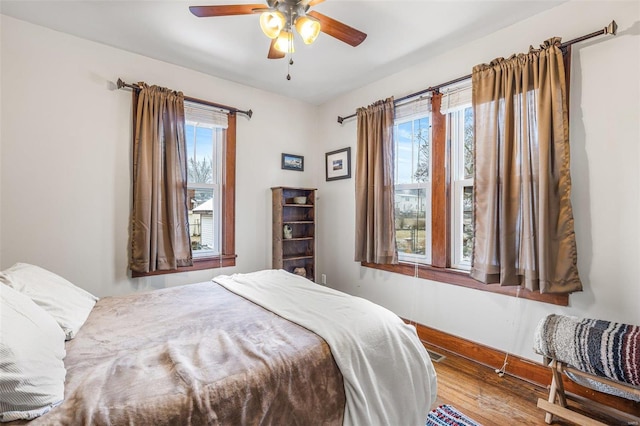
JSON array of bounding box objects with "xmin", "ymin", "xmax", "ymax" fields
[
  {"xmin": 414, "ymin": 117, "xmax": 430, "ymax": 183},
  {"xmin": 186, "ymin": 124, "xmax": 215, "ymax": 184},
  {"xmin": 395, "ymin": 188, "xmax": 428, "ymax": 257},
  {"xmin": 463, "ymin": 107, "xmax": 474, "ymax": 179},
  {"xmin": 451, "ymin": 106, "xmax": 474, "ymax": 269},
  {"xmin": 462, "ymin": 185, "xmax": 473, "ymax": 263},
  {"xmin": 186, "ymin": 125, "xmax": 195, "ymax": 157},
  {"xmin": 395, "ymin": 117, "xmax": 431, "ymax": 185},
  {"xmin": 185, "ymin": 120, "xmax": 221, "ymax": 258},
  {"xmin": 395, "ymin": 121, "xmax": 414, "ymax": 184},
  {"xmin": 394, "ymin": 113, "xmax": 431, "ymax": 264},
  {"xmin": 188, "ymin": 187, "xmax": 216, "ymax": 255}
]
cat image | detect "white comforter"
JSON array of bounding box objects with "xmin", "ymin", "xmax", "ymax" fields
[{"xmin": 213, "ymin": 269, "xmax": 437, "ymax": 426}]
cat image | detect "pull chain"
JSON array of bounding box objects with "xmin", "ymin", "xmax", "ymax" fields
[
  {"xmin": 287, "ymin": 56, "xmax": 293, "ymax": 80},
  {"xmin": 286, "ymin": 10, "xmax": 293, "ymax": 80}
]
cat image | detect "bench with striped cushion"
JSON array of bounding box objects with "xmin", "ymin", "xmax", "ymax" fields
[{"xmin": 533, "ymin": 314, "xmax": 640, "ymax": 425}]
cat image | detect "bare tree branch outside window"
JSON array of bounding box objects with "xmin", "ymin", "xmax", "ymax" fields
[
  {"xmin": 413, "ymin": 124, "xmax": 430, "ymax": 183},
  {"xmin": 188, "ymin": 157, "xmax": 213, "ymax": 184}
]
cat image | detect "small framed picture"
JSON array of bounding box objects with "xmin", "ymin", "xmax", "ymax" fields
[
  {"xmin": 325, "ymin": 147, "xmax": 351, "ymax": 181},
  {"xmin": 281, "ymin": 153, "xmax": 304, "ymax": 171}
]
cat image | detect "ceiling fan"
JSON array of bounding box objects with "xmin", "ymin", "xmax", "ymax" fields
[{"xmin": 189, "ymin": 0, "xmax": 367, "ymax": 60}]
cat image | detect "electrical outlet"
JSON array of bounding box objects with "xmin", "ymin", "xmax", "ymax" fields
[{"xmin": 321, "ymin": 274, "xmax": 327, "ymax": 285}]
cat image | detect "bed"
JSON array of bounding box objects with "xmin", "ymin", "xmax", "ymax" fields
[{"xmin": 1, "ymin": 267, "xmax": 437, "ymax": 425}]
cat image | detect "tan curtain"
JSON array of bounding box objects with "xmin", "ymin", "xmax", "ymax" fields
[
  {"xmin": 355, "ymin": 97, "xmax": 398, "ymax": 264},
  {"xmin": 470, "ymin": 38, "xmax": 582, "ymax": 294},
  {"xmin": 129, "ymin": 83, "xmax": 192, "ymax": 273}
]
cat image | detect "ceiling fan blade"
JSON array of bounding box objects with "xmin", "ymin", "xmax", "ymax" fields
[
  {"xmin": 307, "ymin": 0, "xmax": 326, "ymax": 6},
  {"xmin": 307, "ymin": 11, "xmax": 367, "ymax": 47},
  {"xmin": 268, "ymin": 39, "xmax": 285, "ymax": 59},
  {"xmin": 189, "ymin": 4, "xmax": 265, "ymax": 17}
]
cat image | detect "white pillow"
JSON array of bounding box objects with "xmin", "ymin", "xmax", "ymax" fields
[
  {"xmin": 0, "ymin": 284, "xmax": 66, "ymax": 422},
  {"xmin": 0, "ymin": 263, "xmax": 98, "ymax": 340}
]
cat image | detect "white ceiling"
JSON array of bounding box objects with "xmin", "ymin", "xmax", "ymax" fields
[{"xmin": 0, "ymin": 0, "xmax": 564, "ymax": 105}]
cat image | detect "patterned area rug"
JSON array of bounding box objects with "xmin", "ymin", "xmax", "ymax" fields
[{"xmin": 426, "ymin": 404, "xmax": 482, "ymax": 426}]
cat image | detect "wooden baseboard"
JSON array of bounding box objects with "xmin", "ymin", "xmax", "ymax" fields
[{"xmin": 406, "ymin": 320, "xmax": 640, "ymax": 416}]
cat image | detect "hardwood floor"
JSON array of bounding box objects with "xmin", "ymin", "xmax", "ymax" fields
[{"xmin": 423, "ymin": 343, "xmax": 638, "ymax": 426}]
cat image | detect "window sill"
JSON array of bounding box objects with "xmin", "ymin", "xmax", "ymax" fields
[
  {"xmin": 131, "ymin": 254, "xmax": 237, "ymax": 278},
  {"xmin": 361, "ymin": 261, "xmax": 568, "ymax": 306}
]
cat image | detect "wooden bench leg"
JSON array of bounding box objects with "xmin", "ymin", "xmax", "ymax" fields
[
  {"xmin": 544, "ymin": 360, "xmax": 558, "ymax": 424},
  {"xmin": 537, "ymin": 360, "xmax": 627, "ymax": 426},
  {"xmin": 542, "ymin": 359, "xmax": 568, "ymax": 424},
  {"xmin": 553, "ymin": 360, "xmax": 567, "ymax": 408}
]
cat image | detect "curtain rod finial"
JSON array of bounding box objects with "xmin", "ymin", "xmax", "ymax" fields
[
  {"xmin": 117, "ymin": 78, "xmax": 125, "ymax": 89},
  {"xmin": 606, "ymin": 20, "xmax": 617, "ymax": 36},
  {"xmin": 337, "ymin": 116, "xmax": 344, "ymax": 124}
]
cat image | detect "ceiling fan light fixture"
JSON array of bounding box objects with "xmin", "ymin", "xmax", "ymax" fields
[
  {"xmin": 188, "ymin": 2, "xmax": 368, "ymax": 60},
  {"xmin": 295, "ymin": 16, "xmax": 321, "ymax": 45},
  {"xmin": 274, "ymin": 30, "xmax": 295, "ymax": 53},
  {"xmin": 259, "ymin": 11, "xmax": 285, "ymax": 39}
]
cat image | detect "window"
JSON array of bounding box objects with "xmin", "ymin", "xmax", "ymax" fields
[
  {"xmin": 133, "ymin": 101, "xmax": 236, "ymax": 277},
  {"xmin": 391, "ymin": 93, "xmax": 470, "ymax": 269},
  {"xmin": 394, "ymin": 107, "xmax": 431, "ymax": 264},
  {"xmin": 184, "ymin": 101, "xmax": 237, "ymax": 270},
  {"xmin": 450, "ymin": 106, "xmax": 474, "ymax": 270},
  {"xmin": 186, "ymin": 109, "xmax": 223, "ymax": 258},
  {"xmin": 363, "ymin": 87, "xmax": 567, "ymax": 305}
]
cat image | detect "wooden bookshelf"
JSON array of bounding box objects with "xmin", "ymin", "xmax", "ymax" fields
[{"xmin": 272, "ymin": 187, "xmax": 316, "ymax": 281}]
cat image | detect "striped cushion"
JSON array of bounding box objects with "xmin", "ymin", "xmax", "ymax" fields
[
  {"xmin": 0, "ymin": 284, "xmax": 66, "ymax": 422},
  {"xmin": 534, "ymin": 314, "xmax": 640, "ymax": 401}
]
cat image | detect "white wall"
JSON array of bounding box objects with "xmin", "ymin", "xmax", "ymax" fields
[
  {"xmin": 314, "ymin": 1, "xmax": 640, "ymax": 361},
  {"xmin": 0, "ymin": 15, "xmax": 318, "ymax": 296}
]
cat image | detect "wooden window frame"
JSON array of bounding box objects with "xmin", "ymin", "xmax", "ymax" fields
[
  {"xmin": 362, "ymin": 93, "xmax": 568, "ymax": 306},
  {"xmin": 132, "ymin": 113, "xmax": 237, "ymax": 278}
]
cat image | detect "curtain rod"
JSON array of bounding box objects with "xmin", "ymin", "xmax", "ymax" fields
[
  {"xmin": 116, "ymin": 78, "xmax": 253, "ymax": 119},
  {"xmin": 336, "ymin": 20, "xmax": 617, "ymax": 124}
]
